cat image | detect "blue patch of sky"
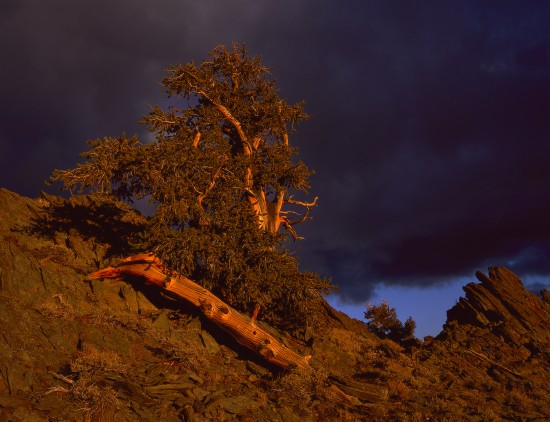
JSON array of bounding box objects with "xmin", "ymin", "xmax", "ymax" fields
[
  {"xmin": 328, "ymin": 278, "xmax": 470, "ymax": 339},
  {"xmin": 329, "ymin": 273, "xmax": 550, "ymax": 339}
]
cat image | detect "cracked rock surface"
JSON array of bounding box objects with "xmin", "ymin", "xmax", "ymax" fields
[{"xmin": 0, "ymin": 188, "xmax": 548, "ymax": 421}]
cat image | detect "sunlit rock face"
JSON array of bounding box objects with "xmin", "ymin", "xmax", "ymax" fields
[
  {"xmin": 0, "ymin": 188, "xmax": 549, "ymax": 421},
  {"xmin": 445, "ymin": 266, "xmax": 550, "ymax": 354}
]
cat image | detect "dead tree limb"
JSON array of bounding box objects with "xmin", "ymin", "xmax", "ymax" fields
[
  {"xmin": 89, "ymin": 253, "xmax": 390, "ymax": 403},
  {"xmin": 88, "ymin": 253, "xmax": 311, "ymax": 369}
]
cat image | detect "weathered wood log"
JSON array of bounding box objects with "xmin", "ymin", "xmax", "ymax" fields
[{"xmin": 88, "ymin": 253, "xmax": 310, "ymax": 369}]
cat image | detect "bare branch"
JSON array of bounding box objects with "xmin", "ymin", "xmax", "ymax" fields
[
  {"xmin": 282, "ymin": 132, "xmax": 289, "ymax": 146},
  {"xmin": 250, "ymin": 304, "xmax": 260, "ymax": 324},
  {"xmin": 279, "ymin": 195, "xmax": 318, "ymax": 237},
  {"xmin": 197, "ymin": 90, "xmax": 252, "ymax": 153},
  {"xmin": 284, "ymin": 196, "xmax": 318, "ymax": 208},
  {"xmin": 197, "ymin": 157, "xmax": 228, "ymax": 213},
  {"xmin": 280, "ymin": 217, "xmax": 304, "ymax": 240},
  {"xmin": 288, "ymin": 206, "xmax": 314, "ymax": 226},
  {"xmin": 48, "ymin": 371, "xmax": 75, "ymax": 385},
  {"xmin": 279, "ymin": 210, "xmax": 301, "ymax": 216},
  {"xmin": 278, "ymin": 101, "xmax": 289, "ymax": 146},
  {"xmin": 244, "ymin": 188, "xmax": 257, "ymax": 199},
  {"xmin": 149, "ymin": 115, "xmax": 177, "ymax": 125},
  {"xmin": 192, "ymin": 131, "xmax": 201, "ymax": 148},
  {"xmin": 252, "ymin": 135, "xmax": 262, "ymax": 150}
]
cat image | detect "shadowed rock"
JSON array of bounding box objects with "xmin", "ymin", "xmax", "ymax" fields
[{"xmin": 445, "ymin": 266, "xmax": 549, "ymax": 356}]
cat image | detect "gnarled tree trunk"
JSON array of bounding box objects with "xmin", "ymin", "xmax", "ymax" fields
[{"xmin": 88, "ymin": 253, "xmax": 311, "ymax": 369}]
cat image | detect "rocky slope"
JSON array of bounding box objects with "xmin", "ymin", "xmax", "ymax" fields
[{"xmin": 0, "ymin": 188, "xmax": 548, "ymax": 421}]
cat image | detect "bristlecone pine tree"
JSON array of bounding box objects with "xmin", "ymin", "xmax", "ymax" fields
[
  {"xmin": 364, "ymin": 300, "xmax": 416, "ymax": 343},
  {"xmin": 50, "ymin": 43, "xmax": 334, "ymax": 332}
]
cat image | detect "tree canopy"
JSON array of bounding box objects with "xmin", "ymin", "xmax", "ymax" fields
[
  {"xmin": 50, "ymin": 43, "xmax": 334, "ymax": 332},
  {"xmin": 364, "ymin": 300, "xmax": 416, "ymax": 343}
]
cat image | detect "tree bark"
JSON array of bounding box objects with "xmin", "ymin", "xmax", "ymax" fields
[
  {"xmin": 197, "ymin": 89, "xmax": 313, "ymax": 238},
  {"xmin": 88, "ymin": 253, "xmax": 311, "ymax": 369}
]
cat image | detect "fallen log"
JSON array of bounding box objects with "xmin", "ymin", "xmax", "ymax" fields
[{"xmin": 88, "ymin": 253, "xmax": 311, "ymax": 369}]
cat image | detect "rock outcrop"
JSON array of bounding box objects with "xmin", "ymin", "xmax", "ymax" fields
[
  {"xmin": 445, "ymin": 267, "xmax": 549, "ymax": 362},
  {"xmin": 0, "ymin": 189, "xmax": 384, "ymax": 420},
  {"xmin": 415, "ymin": 267, "xmax": 550, "ymax": 421},
  {"xmin": 0, "ymin": 187, "xmax": 549, "ymax": 421}
]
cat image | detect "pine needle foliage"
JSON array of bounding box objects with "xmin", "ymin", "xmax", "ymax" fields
[
  {"xmin": 364, "ymin": 300, "xmax": 416, "ymax": 343},
  {"xmin": 50, "ymin": 44, "xmax": 334, "ymax": 332}
]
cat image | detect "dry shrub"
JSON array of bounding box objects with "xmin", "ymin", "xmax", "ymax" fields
[
  {"xmin": 81, "ymin": 303, "xmax": 153, "ymax": 334},
  {"xmin": 387, "ymin": 379, "xmax": 411, "ymax": 400},
  {"xmin": 71, "ymin": 382, "xmax": 121, "ymax": 422},
  {"xmin": 254, "ymin": 390, "xmax": 269, "ymax": 406},
  {"xmin": 383, "ymin": 359, "xmax": 412, "ymax": 378},
  {"xmin": 155, "ymin": 335, "xmax": 207, "ymax": 370},
  {"xmin": 71, "ymin": 346, "xmax": 130, "ymax": 375},
  {"xmin": 504, "ymin": 389, "xmax": 531, "ymax": 414},
  {"xmin": 64, "ymin": 346, "xmax": 128, "ymax": 421},
  {"xmin": 272, "ymin": 369, "xmax": 347, "ymax": 421},
  {"xmin": 380, "ymin": 339, "xmax": 403, "ymax": 354},
  {"xmin": 38, "ymin": 293, "xmax": 76, "ymax": 320},
  {"xmin": 277, "ymin": 368, "xmax": 324, "ymax": 403},
  {"xmin": 327, "ymin": 328, "xmax": 363, "ymax": 355}
]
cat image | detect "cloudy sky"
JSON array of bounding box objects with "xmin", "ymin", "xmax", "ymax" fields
[{"xmin": 1, "ymin": 0, "xmax": 549, "ymax": 336}]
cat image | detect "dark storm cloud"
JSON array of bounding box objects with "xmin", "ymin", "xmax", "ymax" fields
[
  {"xmin": 282, "ymin": 0, "xmax": 550, "ymax": 299},
  {"xmin": 0, "ymin": 0, "xmax": 284, "ymax": 193},
  {"xmin": 1, "ymin": 0, "xmax": 549, "ymax": 302}
]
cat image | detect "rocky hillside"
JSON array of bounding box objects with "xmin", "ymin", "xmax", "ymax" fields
[{"xmin": 0, "ymin": 188, "xmax": 548, "ymax": 421}]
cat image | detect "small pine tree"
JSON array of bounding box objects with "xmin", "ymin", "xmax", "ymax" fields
[
  {"xmin": 49, "ymin": 43, "xmax": 334, "ymax": 332},
  {"xmin": 364, "ymin": 300, "xmax": 416, "ymax": 343}
]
